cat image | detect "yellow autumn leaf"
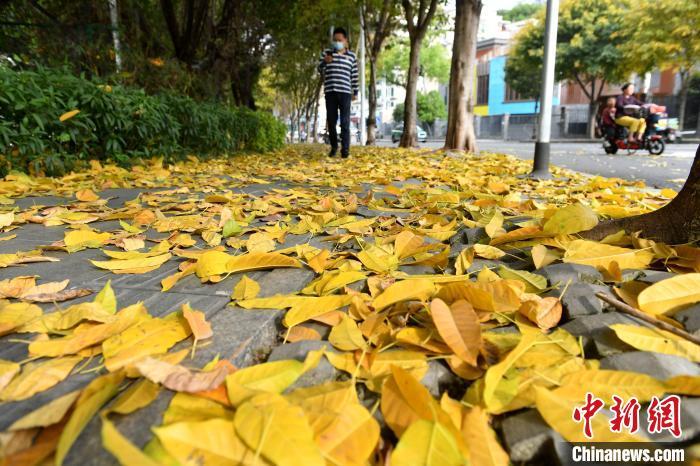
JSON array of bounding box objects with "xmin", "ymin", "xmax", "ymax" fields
[
  {"xmin": 610, "ymin": 324, "xmax": 700, "ymax": 362},
  {"xmin": 28, "ymin": 303, "xmax": 148, "ymax": 357},
  {"xmin": 473, "ymin": 243, "xmax": 506, "ymax": 259},
  {"xmin": 8, "ymin": 390, "xmax": 80, "ymax": 430},
  {"xmin": 94, "ymin": 280, "xmax": 117, "ymax": 314},
  {"xmin": 328, "ymin": 313, "xmax": 366, "ymax": 351},
  {"xmin": 56, "ymin": 371, "xmax": 124, "ymax": 465},
  {"xmin": 155, "ymin": 418, "xmax": 262, "ymax": 465},
  {"xmin": 101, "ymin": 415, "xmax": 161, "ymax": 466},
  {"xmin": 182, "ymin": 302, "xmax": 212, "ymax": 341},
  {"xmin": 564, "ymin": 239, "xmax": 654, "ymax": 269},
  {"xmin": 232, "ymin": 275, "xmax": 261, "ymax": 300},
  {"xmin": 59, "ymin": 109, "xmax": 80, "ymax": 121},
  {"xmin": 91, "ymin": 252, "xmax": 172, "ymax": 274},
  {"xmin": 553, "ymin": 369, "xmax": 666, "ymax": 404},
  {"xmin": 372, "ymin": 279, "xmax": 435, "ymax": 311},
  {"xmin": 136, "ymin": 358, "xmax": 232, "ymax": 393},
  {"xmin": 107, "ymin": 378, "xmax": 161, "ymax": 415},
  {"xmin": 75, "ymin": 188, "xmax": 100, "ymax": 202},
  {"xmin": 0, "ymin": 356, "xmax": 82, "ymax": 401},
  {"xmin": 543, "ymin": 203, "xmax": 599, "ymax": 235},
  {"xmin": 636, "ymin": 273, "xmax": 700, "ymax": 315},
  {"xmin": 0, "ymin": 301, "xmax": 42, "ymax": 335},
  {"xmin": 462, "ymin": 406, "xmax": 510, "ymax": 466},
  {"xmin": 497, "ymin": 266, "xmax": 547, "ymax": 293},
  {"xmin": 391, "ymin": 419, "xmax": 464, "ymax": 466},
  {"xmin": 0, "ymin": 211, "xmax": 13, "ymax": 228},
  {"xmin": 64, "ymin": 229, "xmax": 111, "ymax": 253},
  {"xmin": 485, "ymin": 210, "xmax": 505, "ymax": 239},
  {"xmin": 102, "ymin": 312, "xmax": 191, "ymax": 371},
  {"xmin": 518, "ymin": 295, "xmax": 562, "ymax": 330},
  {"xmin": 430, "ymin": 298, "xmax": 481, "ymax": 366},
  {"xmin": 226, "ymin": 350, "xmax": 323, "ymax": 406},
  {"xmin": 0, "ymin": 359, "xmax": 20, "ymax": 392},
  {"xmin": 234, "ymin": 393, "xmax": 324, "ymax": 466},
  {"xmin": 531, "ymin": 244, "xmax": 561, "ymax": 269}
]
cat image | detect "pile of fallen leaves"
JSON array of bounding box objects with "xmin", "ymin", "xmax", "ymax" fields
[{"xmin": 0, "ymin": 145, "xmax": 698, "ymax": 465}]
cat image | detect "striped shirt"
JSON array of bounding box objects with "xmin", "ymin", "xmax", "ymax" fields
[{"xmin": 318, "ymin": 49, "xmax": 358, "ymax": 96}]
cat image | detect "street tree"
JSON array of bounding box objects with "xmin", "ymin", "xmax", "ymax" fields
[
  {"xmin": 588, "ymin": 146, "xmax": 700, "ymax": 244},
  {"xmin": 497, "ymin": 3, "xmax": 541, "ymax": 22},
  {"xmin": 444, "ymin": 0, "xmax": 482, "ymax": 152},
  {"xmin": 504, "ymin": 22, "xmax": 543, "ymax": 103},
  {"xmin": 399, "ymin": 0, "xmax": 441, "ymax": 147},
  {"xmin": 360, "ymin": 0, "xmax": 400, "ymax": 145},
  {"xmin": 377, "ymin": 37, "xmax": 450, "ymax": 87},
  {"xmin": 506, "ymin": 0, "xmax": 633, "ymax": 138},
  {"xmin": 626, "ymin": 0, "xmax": 700, "ymax": 131}
]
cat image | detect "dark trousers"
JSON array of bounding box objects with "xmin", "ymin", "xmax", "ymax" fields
[{"xmin": 325, "ymin": 91, "xmax": 351, "ymax": 155}]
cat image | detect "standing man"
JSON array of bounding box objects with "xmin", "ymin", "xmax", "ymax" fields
[{"xmin": 318, "ymin": 27, "xmax": 358, "ymax": 158}]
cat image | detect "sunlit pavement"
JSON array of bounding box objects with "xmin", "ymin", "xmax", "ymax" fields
[{"xmin": 374, "ymin": 139, "xmax": 697, "ymax": 189}]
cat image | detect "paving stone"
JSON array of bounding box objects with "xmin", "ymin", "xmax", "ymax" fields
[
  {"xmin": 600, "ymin": 351, "xmax": 700, "ymax": 380},
  {"xmin": 421, "ymin": 361, "xmax": 463, "ymax": 398},
  {"xmin": 638, "ymin": 270, "xmax": 677, "ymax": 284},
  {"xmin": 561, "ymin": 312, "xmax": 648, "ymax": 357},
  {"xmin": 356, "ymin": 205, "xmax": 412, "ymax": 218},
  {"xmin": 554, "ymin": 283, "xmax": 613, "ymax": 320},
  {"xmin": 268, "ymin": 340, "xmax": 338, "ymax": 390},
  {"xmin": 534, "ymin": 263, "xmax": 603, "ymax": 286},
  {"xmin": 398, "ymin": 264, "xmax": 436, "ymax": 275},
  {"xmin": 203, "ymin": 307, "xmax": 283, "ymax": 368},
  {"xmin": 501, "ymin": 409, "xmax": 555, "ymax": 463},
  {"xmin": 12, "ymin": 195, "xmax": 66, "ymax": 210},
  {"xmin": 674, "ymin": 303, "xmax": 700, "ymax": 334}
]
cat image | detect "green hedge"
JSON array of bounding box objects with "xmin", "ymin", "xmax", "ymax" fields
[{"xmin": 0, "ymin": 67, "xmax": 286, "ymax": 175}]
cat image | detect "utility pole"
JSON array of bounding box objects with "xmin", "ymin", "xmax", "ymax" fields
[
  {"xmin": 359, "ymin": 8, "xmax": 367, "ymax": 145},
  {"xmin": 530, "ymin": 0, "xmax": 559, "ymax": 179},
  {"xmin": 108, "ymin": 0, "xmax": 122, "ymax": 72}
]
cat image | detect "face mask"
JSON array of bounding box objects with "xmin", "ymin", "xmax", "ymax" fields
[{"xmin": 333, "ymin": 41, "xmax": 345, "ymax": 51}]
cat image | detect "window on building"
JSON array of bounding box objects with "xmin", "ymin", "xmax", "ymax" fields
[
  {"xmin": 377, "ymin": 89, "xmax": 382, "ymax": 98},
  {"xmin": 390, "ymin": 87, "xmax": 394, "ymax": 97},
  {"xmin": 476, "ymin": 61, "xmax": 490, "ymax": 105},
  {"xmin": 476, "ymin": 75, "xmax": 489, "ymax": 105}
]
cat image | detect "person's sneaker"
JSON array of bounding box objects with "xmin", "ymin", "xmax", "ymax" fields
[
  {"xmin": 328, "ymin": 148, "xmax": 337, "ymax": 157},
  {"xmin": 341, "ymin": 152, "xmax": 349, "ymax": 158}
]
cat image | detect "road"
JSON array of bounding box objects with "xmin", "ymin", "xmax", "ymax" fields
[{"xmin": 375, "ymin": 139, "xmax": 697, "ymax": 189}]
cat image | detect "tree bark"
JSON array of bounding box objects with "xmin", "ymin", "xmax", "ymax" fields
[
  {"xmin": 678, "ymin": 69, "xmax": 690, "ymax": 131},
  {"xmin": 444, "ymin": 0, "xmax": 482, "ymax": 152},
  {"xmin": 367, "ymin": 57, "xmax": 379, "ymax": 145},
  {"xmin": 400, "ymin": 38, "xmax": 421, "ymax": 147},
  {"xmin": 399, "ymin": 0, "xmax": 439, "ymax": 148},
  {"xmin": 312, "ymin": 82, "xmax": 321, "ymax": 143},
  {"xmin": 585, "ymin": 144, "xmax": 700, "ymax": 244}
]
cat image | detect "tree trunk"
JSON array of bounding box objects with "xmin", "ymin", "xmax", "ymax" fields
[
  {"xmin": 444, "ymin": 0, "xmax": 482, "ymax": 152},
  {"xmin": 585, "ymin": 145, "xmax": 700, "ymax": 244},
  {"xmin": 400, "ymin": 38, "xmax": 421, "ymax": 148},
  {"xmin": 587, "ymin": 99, "xmax": 597, "ymax": 139},
  {"xmin": 367, "ymin": 57, "xmax": 378, "ymax": 145},
  {"xmin": 679, "ymin": 70, "xmax": 690, "ymax": 131},
  {"xmin": 312, "ymin": 84, "xmax": 321, "ymax": 143}
]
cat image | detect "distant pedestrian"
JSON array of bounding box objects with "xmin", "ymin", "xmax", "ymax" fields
[{"xmin": 318, "ymin": 27, "xmax": 358, "ymax": 158}]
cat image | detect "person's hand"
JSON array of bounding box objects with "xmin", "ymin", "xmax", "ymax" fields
[
  {"xmin": 352, "ymin": 95, "xmax": 357, "ymax": 101},
  {"xmin": 324, "ymin": 54, "xmax": 333, "ymax": 64}
]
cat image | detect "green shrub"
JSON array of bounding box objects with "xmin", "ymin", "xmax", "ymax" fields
[{"xmin": 0, "ymin": 67, "xmax": 286, "ymax": 175}]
